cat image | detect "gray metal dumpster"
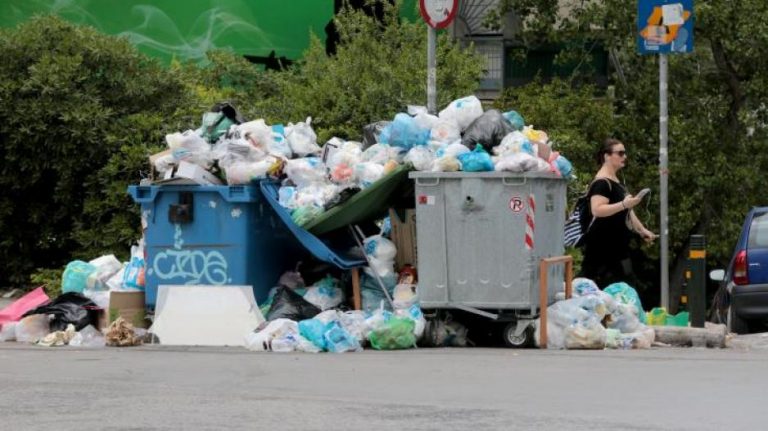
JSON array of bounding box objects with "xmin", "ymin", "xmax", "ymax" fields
[{"xmin": 410, "ymin": 171, "xmax": 567, "ymax": 346}]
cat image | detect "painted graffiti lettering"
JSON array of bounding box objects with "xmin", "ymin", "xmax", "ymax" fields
[{"xmin": 153, "ymin": 249, "xmax": 229, "ymax": 285}]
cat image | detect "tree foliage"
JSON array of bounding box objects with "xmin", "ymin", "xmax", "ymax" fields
[{"xmin": 0, "ymin": 5, "xmax": 483, "ymax": 290}]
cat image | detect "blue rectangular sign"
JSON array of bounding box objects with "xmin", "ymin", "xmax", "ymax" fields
[{"xmin": 637, "ymin": 0, "xmax": 694, "ymax": 55}]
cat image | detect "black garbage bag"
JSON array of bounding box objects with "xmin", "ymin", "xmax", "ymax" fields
[
  {"xmin": 461, "ymin": 109, "xmax": 514, "ymax": 151},
  {"xmin": 22, "ymin": 292, "xmax": 96, "ymax": 332},
  {"xmin": 362, "ymin": 121, "xmax": 391, "ymax": 150},
  {"xmin": 266, "ymin": 287, "xmax": 321, "ymax": 321}
]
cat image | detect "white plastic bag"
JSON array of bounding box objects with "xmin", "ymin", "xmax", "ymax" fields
[
  {"xmin": 361, "ymin": 143, "xmax": 400, "ymax": 165},
  {"xmin": 69, "ymin": 325, "xmax": 106, "ymax": 348},
  {"xmin": 285, "ymin": 117, "xmax": 321, "ymax": 157},
  {"xmin": 438, "ymin": 95, "xmax": 484, "ymax": 131},
  {"xmin": 225, "ymin": 158, "xmax": 276, "ymax": 184},
  {"xmin": 166, "ymin": 130, "xmax": 213, "ymax": 168},
  {"xmin": 413, "ymin": 112, "xmax": 439, "ymax": 130},
  {"xmin": 244, "ymin": 319, "xmax": 299, "ymax": 352},
  {"xmin": 404, "ymin": 146, "xmax": 436, "ymax": 171},
  {"xmin": 354, "ymin": 162, "xmax": 385, "ymax": 188},
  {"xmin": 285, "ymin": 158, "xmax": 327, "ymax": 187},
  {"xmin": 86, "ymin": 254, "xmax": 123, "ymax": 291},
  {"xmin": 430, "ymin": 119, "xmax": 461, "ymax": 144},
  {"xmin": 494, "ymin": 152, "xmax": 542, "ymax": 173},
  {"xmin": 0, "ymin": 322, "xmax": 17, "ymax": 342},
  {"xmin": 432, "ymin": 155, "xmax": 461, "ymax": 172},
  {"xmin": 15, "ymin": 314, "xmax": 50, "ymax": 344},
  {"xmin": 363, "ymin": 235, "xmax": 397, "ymax": 278}
]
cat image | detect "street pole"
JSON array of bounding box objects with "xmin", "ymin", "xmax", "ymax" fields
[
  {"xmin": 659, "ymin": 53, "xmax": 669, "ymax": 309},
  {"xmin": 427, "ymin": 26, "xmax": 437, "ymax": 115}
]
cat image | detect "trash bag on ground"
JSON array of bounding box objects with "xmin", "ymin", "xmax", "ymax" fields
[
  {"xmin": 302, "ymin": 276, "xmax": 343, "ymax": 311},
  {"xmin": 62, "ymin": 260, "xmax": 97, "ymax": 294},
  {"xmin": 324, "ymin": 321, "xmax": 362, "ymax": 353},
  {"xmin": 572, "ymin": 278, "xmax": 600, "ymax": 297},
  {"xmin": 244, "ymin": 319, "xmax": 298, "ymax": 352},
  {"xmin": 394, "ymin": 304, "xmax": 426, "ymax": 339},
  {"xmin": 14, "ymin": 314, "xmax": 50, "ymax": 343},
  {"xmin": 421, "ymin": 317, "xmax": 468, "ymax": 347},
  {"xmin": 438, "ymin": 95, "xmax": 484, "ymax": 131},
  {"xmin": 266, "ymin": 287, "xmax": 321, "ymax": 321},
  {"xmin": 38, "ymin": 324, "xmax": 77, "ymax": 347},
  {"xmin": 0, "ymin": 322, "xmax": 17, "ymax": 342},
  {"xmin": 369, "ymin": 316, "xmax": 416, "ymax": 350},
  {"xmin": 604, "ymin": 282, "xmax": 646, "ymax": 324},
  {"xmin": 23, "ymin": 292, "xmax": 95, "ymax": 332},
  {"xmin": 339, "ymin": 311, "xmax": 368, "ymax": 343},
  {"xmin": 69, "ymin": 325, "xmax": 106, "ymax": 348},
  {"xmin": 458, "ymin": 145, "xmax": 494, "ymax": 172},
  {"xmin": 606, "ymin": 303, "xmax": 643, "ymax": 333},
  {"xmin": 298, "ymin": 319, "xmax": 329, "ymax": 350},
  {"xmin": 461, "ymin": 109, "xmax": 515, "ymax": 151}
]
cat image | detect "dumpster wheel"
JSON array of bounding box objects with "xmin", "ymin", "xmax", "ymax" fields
[{"xmin": 503, "ymin": 321, "xmax": 533, "ymax": 348}]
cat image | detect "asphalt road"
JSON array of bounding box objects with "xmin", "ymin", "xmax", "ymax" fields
[{"xmin": 0, "ymin": 343, "xmax": 766, "ymax": 431}]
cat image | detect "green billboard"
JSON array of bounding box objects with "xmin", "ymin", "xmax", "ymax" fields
[{"xmin": 0, "ymin": 0, "xmax": 419, "ymax": 64}]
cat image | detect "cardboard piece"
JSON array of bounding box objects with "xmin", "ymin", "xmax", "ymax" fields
[
  {"xmin": 389, "ymin": 208, "xmax": 418, "ymax": 270},
  {"xmin": 150, "ymin": 285, "xmax": 265, "ymax": 346},
  {"xmin": 97, "ymin": 291, "xmax": 147, "ymax": 330},
  {"xmin": 155, "ymin": 161, "xmax": 223, "ymax": 186}
]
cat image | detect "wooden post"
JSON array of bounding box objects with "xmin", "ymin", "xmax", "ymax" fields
[
  {"xmin": 351, "ymin": 267, "xmax": 362, "ymax": 311},
  {"xmin": 538, "ymin": 255, "xmax": 574, "ymax": 349}
]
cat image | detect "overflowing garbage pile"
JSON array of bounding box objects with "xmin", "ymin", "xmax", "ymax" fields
[
  {"xmin": 244, "ymin": 229, "xmax": 432, "ymax": 353},
  {"xmin": 152, "ymin": 97, "xmax": 574, "ymax": 226},
  {"xmin": 537, "ymin": 279, "xmax": 656, "ymax": 349}
]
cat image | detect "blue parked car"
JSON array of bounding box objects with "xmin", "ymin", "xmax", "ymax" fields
[{"xmin": 710, "ymin": 207, "xmax": 768, "ymax": 334}]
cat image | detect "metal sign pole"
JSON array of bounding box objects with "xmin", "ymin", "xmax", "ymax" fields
[
  {"xmin": 427, "ymin": 26, "xmax": 437, "ymax": 114},
  {"xmin": 659, "ymin": 53, "xmax": 669, "ymax": 309}
]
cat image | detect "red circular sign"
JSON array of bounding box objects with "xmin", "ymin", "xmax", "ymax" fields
[{"xmin": 419, "ymin": 0, "xmax": 459, "ymax": 30}]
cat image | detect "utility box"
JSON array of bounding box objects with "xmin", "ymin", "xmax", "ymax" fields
[
  {"xmin": 410, "ymin": 172, "xmax": 567, "ymax": 313},
  {"xmin": 128, "ymin": 184, "xmax": 301, "ymax": 309}
]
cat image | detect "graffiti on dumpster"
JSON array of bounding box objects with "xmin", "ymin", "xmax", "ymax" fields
[
  {"xmin": 152, "ymin": 248, "xmax": 230, "ymax": 285},
  {"xmin": 151, "ymin": 223, "xmax": 231, "ymax": 285}
]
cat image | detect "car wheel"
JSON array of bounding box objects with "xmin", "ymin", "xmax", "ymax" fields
[{"xmin": 728, "ymin": 306, "xmax": 750, "ymax": 334}]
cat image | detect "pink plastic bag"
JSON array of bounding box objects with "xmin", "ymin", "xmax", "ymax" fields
[{"xmin": 0, "ymin": 287, "xmax": 50, "ymax": 327}]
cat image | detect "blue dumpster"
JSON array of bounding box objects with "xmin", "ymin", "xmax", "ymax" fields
[{"xmin": 128, "ymin": 184, "xmax": 302, "ymax": 309}]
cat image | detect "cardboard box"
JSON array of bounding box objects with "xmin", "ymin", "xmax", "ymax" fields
[
  {"xmin": 98, "ymin": 291, "xmax": 148, "ymax": 330},
  {"xmin": 156, "ymin": 160, "xmax": 223, "ymax": 186},
  {"xmin": 389, "ymin": 208, "xmax": 417, "ymax": 270}
]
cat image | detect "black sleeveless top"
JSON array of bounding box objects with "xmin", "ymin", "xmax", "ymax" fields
[{"xmin": 584, "ymin": 178, "xmax": 632, "ymax": 261}]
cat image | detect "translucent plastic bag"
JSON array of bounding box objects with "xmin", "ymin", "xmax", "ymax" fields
[
  {"xmin": 324, "ymin": 321, "xmax": 362, "ymax": 353},
  {"xmin": 494, "ymin": 131, "xmax": 534, "ymax": 157},
  {"xmin": 285, "ymin": 157, "xmax": 327, "ymax": 187},
  {"xmin": 550, "ymin": 153, "xmax": 574, "ymax": 179},
  {"xmin": 432, "ymin": 155, "xmax": 461, "ymax": 172},
  {"xmin": 166, "ymin": 130, "xmax": 213, "ymax": 168},
  {"xmin": 368, "ymin": 316, "xmax": 416, "ymax": 350},
  {"xmin": 430, "ymin": 119, "xmax": 461, "ymax": 144},
  {"xmin": 303, "ymin": 276, "xmax": 343, "ymax": 311},
  {"xmin": 69, "ymin": 325, "xmax": 106, "ymax": 348},
  {"xmin": 291, "ymin": 204, "xmax": 324, "ymax": 226},
  {"xmin": 494, "ymin": 152, "xmax": 541, "ymax": 173},
  {"xmin": 285, "ymin": 117, "xmax": 321, "ymax": 157},
  {"xmin": 62, "ymin": 260, "xmax": 96, "ymax": 294},
  {"xmin": 604, "ymin": 282, "xmax": 646, "ymax": 323},
  {"xmin": 354, "ymin": 162, "xmax": 385, "ymax": 188},
  {"xmin": 572, "ymin": 278, "xmax": 600, "ymax": 297},
  {"xmin": 298, "ymin": 319, "xmax": 329, "ymax": 350},
  {"xmin": 404, "ymin": 146, "xmax": 436, "ymax": 171},
  {"xmin": 225, "ymin": 158, "xmax": 276, "ymax": 184},
  {"xmin": 457, "ymin": 145, "xmax": 494, "ymax": 172},
  {"xmin": 15, "ymin": 314, "xmax": 50, "ymax": 343},
  {"xmin": 244, "ymin": 319, "xmax": 299, "ymax": 352},
  {"xmin": 438, "ymin": 95, "xmax": 483, "ymax": 131},
  {"xmin": 379, "ymin": 113, "xmax": 430, "ymax": 150},
  {"xmin": 502, "ymin": 110, "xmax": 525, "ymax": 131},
  {"xmin": 361, "ymin": 143, "xmax": 399, "ymax": 165},
  {"xmin": 86, "ymin": 255, "xmax": 122, "ymax": 291}
]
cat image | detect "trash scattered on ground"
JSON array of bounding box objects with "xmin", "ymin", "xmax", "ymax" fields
[
  {"xmin": 38, "ymin": 324, "xmax": 77, "ymax": 347},
  {"xmin": 69, "ymin": 325, "xmax": 106, "ymax": 348},
  {"xmin": 105, "ymin": 317, "xmax": 143, "ymax": 347}
]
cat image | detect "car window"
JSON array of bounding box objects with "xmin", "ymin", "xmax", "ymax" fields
[{"xmin": 748, "ymin": 212, "xmax": 768, "ymax": 248}]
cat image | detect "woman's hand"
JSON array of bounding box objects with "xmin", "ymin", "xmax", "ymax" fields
[
  {"xmin": 622, "ymin": 194, "xmax": 643, "ymax": 209},
  {"xmin": 639, "ymin": 228, "xmax": 659, "ymax": 244}
]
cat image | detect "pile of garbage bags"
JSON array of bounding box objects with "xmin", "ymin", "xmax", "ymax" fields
[
  {"xmin": 152, "ymin": 96, "xmax": 574, "ymax": 227},
  {"xmin": 537, "ymin": 279, "xmax": 655, "ymax": 350}
]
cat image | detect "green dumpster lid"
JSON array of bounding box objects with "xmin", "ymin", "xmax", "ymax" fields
[{"xmin": 302, "ymin": 163, "xmax": 414, "ymax": 235}]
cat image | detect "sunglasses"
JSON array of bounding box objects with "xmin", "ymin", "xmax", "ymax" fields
[{"xmin": 609, "ymin": 150, "xmax": 627, "ymax": 157}]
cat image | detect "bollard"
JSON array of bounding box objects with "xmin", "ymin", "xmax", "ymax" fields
[{"xmin": 687, "ymin": 235, "xmax": 706, "ymax": 328}]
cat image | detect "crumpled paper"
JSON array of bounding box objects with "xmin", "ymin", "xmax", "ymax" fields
[{"xmin": 105, "ymin": 317, "xmax": 142, "ymax": 347}]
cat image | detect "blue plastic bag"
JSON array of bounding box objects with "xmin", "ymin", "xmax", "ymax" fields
[
  {"xmin": 502, "ymin": 110, "xmax": 525, "ymax": 131},
  {"xmin": 299, "ymin": 319, "xmax": 329, "ymax": 350},
  {"xmin": 379, "ymin": 113, "xmax": 430, "ymax": 150},
  {"xmin": 62, "ymin": 261, "xmax": 96, "ymax": 294},
  {"xmin": 324, "ymin": 321, "xmax": 361, "ymax": 353},
  {"xmin": 553, "ymin": 155, "xmax": 574, "ymax": 179},
  {"xmin": 458, "ymin": 145, "xmax": 494, "ymax": 172},
  {"xmin": 604, "ymin": 282, "xmax": 647, "ymax": 324}
]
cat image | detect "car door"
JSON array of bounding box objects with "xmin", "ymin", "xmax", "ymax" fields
[{"xmin": 747, "ymin": 211, "xmax": 768, "ymax": 284}]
